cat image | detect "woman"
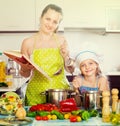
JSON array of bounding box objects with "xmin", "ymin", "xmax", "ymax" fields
[
  {"xmin": 72, "ymin": 50, "xmax": 109, "ymax": 93},
  {"xmin": 19, "ymin": 4, "xmax": 74, "ymax": 106}
]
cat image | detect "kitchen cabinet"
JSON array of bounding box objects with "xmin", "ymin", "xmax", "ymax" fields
[
  {"xmin": 63, "ymin": 0, "xmax": 120, "ymax": 28},
  {"xmin": 0, "ymin": 0, "xmax": 120, "ymax": 31},
  {"xmin": 106, "ymin": 7, "xmax": 120, "ymax": 32},
  {"xmin": 108, "ymin": 75, "xmax": 120, "ymax": 98},
  {"xmin": 0, "ymin": 0, "xmax": 35, "ymax": 31},
  {"xmin": 35, "ymin": 0, "xmax": 64, "ymax": 31},
  {"xmin": 63, "ymin": 0, "xmax": 104, "ymax": 28}
]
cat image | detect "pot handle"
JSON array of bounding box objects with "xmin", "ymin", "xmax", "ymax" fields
[
  {"xmin": 40, "ymin": 91, "xmax": 47, "ymax": 95},
  {"xmin": 70, "ymin": 92, "xmax": 77, "ymax": 95},
  {"xmin": 78, "ymin": 94, "xmax": 83, "ymax": 97},
  {"xmin": 71, "ymin": 91, "xmax": 83, "ymax": 97},
  {"xmin": 97, "ymin": 95, "xmax": 102, "ymax": 98}
]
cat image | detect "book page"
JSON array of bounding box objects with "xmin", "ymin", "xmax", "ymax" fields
[{"xmin": 4, "ymin": 50, "xmax": 51, "ymax": 80}]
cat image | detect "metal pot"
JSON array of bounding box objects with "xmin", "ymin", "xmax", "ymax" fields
[
  {"xmin": 40, "ymin": 89, "xmax": 76, "ymax": 107},
  {"xmin": 80, "ymin": 91, "xmax": 102, "ymax": 110}
]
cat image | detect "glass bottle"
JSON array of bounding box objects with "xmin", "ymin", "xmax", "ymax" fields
[{"xmin": 0, "ymin": 52, "xmax": 7, "ymax": 83}]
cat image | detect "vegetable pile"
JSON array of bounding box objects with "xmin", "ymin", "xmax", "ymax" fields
[
  {"xmin": 0, "ymin": 92, "xmax": 22, "ymax": 115},
  {"xmin": 110, "ymin": 112, "xmax": 120, "ymax": 125},
  {"xmin": 26, "ymin": 98, "xmax": 99, "ymax": 122}
]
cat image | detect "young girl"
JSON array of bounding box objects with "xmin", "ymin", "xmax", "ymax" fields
[{"xmin": 72, "ymin": 50, "xmax": 109, "ymax": 93}]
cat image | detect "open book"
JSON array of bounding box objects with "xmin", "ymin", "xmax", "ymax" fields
[{"xmin": 4, "ymin": 50, "xmax": 51, "ymax": 80}]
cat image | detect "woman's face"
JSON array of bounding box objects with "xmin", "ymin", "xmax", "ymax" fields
[
  {"xmin": 40, "ymin": 8, "xmax": 62, "ymax": 34},
  {"xmin": 80, "ymin": 59, "xmax": 98, "ymax": 77}
]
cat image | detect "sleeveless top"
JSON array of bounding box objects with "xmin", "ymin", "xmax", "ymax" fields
[
  {"xmin": 25, "ymin": 34, "xmax": 70, "ymax": 106},
  {"xmin": 79, "ymin": 76, "xmax": 99, "ymax": 93}
]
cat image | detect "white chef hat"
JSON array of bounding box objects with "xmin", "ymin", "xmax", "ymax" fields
[{"xmin": 75, "ymin": 50, "xmax": 100, "ymax": 68}]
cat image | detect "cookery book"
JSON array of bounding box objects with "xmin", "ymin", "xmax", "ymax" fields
[{"xmin": 3, "ymin": 50, "xmax": 51, "ymax": 80}]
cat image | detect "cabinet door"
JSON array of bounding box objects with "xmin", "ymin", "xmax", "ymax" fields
[
  {"xmin": 63, "ymin": 0, "xmax": 105, "ymax": 28},
  {"xmin": 106, "ymin": 7, "xmax": 120, "ymax": 32},
  {"xmin": 35, "ymin": 0, "xmax": 64, "ymax": 31},
  {"xmin": 63, "ymin": 0, "xmax": 120, "ymax": 28},
  {"xmin": 0, "ymin": 0, "xmax": 35, "ymax": 31}
]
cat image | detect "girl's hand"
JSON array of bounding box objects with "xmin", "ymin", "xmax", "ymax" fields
[
  {"xmin": 98, "ymin": 76, "xmax": 110, "ymax": 91},
  {"xmin": 72, "ymin": 76, "xmax": 82, "ymax": 89}
]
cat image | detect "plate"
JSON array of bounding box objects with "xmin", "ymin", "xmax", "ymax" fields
[
  {"xmin": 0, "ymin": 117, "xmax": 33, "ymax": 126},
  {"xmin": 0, "ymin": 92, "xmax": 23, "ymax": 115}
]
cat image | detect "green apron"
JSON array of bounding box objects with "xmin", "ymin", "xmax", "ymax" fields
[{"xmin": 25, "ymin": 47, "xmax": 70, "ymax": 106}]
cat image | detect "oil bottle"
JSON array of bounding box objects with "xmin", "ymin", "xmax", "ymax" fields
[{"xmin": 0, "ymin": 52, "xmax": 7, "ymax": 83}]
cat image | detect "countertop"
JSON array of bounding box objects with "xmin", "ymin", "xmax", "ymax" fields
[
  {"xmin": 32, "ymin": 117, "xmax": 112, "ymax": 126},
  {"xmin": 66, "ymin": 71, "xmax": 120, "ymax": 76},
  {"xmin": 106, "ymin": 71, "xmax": 120, "ymax": 76},
  {"xmin": 0, "ymin": 77, "xmax": 28, "ymax": 92},
  {"xmin": 0, "ymin": 116, "xmax": 113, "ymax": 126}
]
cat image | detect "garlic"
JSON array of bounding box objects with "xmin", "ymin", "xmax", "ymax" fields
[{"xmin": 15, "ymin": 104, "xmax": 26, "ymax": 120}]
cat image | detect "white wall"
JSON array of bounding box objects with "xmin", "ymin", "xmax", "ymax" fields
[
  {"xmin": 64, "ymin": 30, "xmax": 120, "ymax": 73},
  {"xmin": 0, "ymin": 33, "xmax": 32, "ymax": 51},
  {"xmin": 0, "ymin": 31, "xmax": 120, "ymax": 73}
]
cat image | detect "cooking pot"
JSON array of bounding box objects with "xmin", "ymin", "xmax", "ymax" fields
[
  {"xmin": 40, "ymin": 89, "xmax": 76, "ymax": 107},
  {"xmin": 80, "ymin": 91, "xmax": 102, "ymax": 110}
]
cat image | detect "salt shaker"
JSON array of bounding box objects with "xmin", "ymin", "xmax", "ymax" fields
[
  {"xmin": 116, "ymin": 99, "xmax": 120, "ymax": 114},
  {"xmin": 102, "ymin": 90, "xmax": 111, "ymax": 122},
  {"xmin": 111, "ymin": 88, "xmax": 119, "ymax": 113}
]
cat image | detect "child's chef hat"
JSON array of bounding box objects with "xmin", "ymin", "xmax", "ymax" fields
[{"xmin": 75, "ymin": 50, "xmax": 100, "ymax": 68}]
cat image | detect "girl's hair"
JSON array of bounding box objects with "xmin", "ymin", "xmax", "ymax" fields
[{"xmin": 96, "ymin": 63, "xmax": 102, "ymax": 76}]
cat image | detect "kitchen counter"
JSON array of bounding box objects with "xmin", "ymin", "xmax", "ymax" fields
[
  {"xmin": 106, "ymin": 71, "xmax": 120, "ymax": 76},
  {"xmin": 0, "ymin": 77, "xmax": 28, "ymax": 92},
  {"xmin": 66, "ymin": 71, "xmax": 120, "ymax": 76},
  {"xmin": 32, "ymin": 117, "xmax": 112, "ymax": 126},
  {"xmin": 0, "ymin": 115, "xmax": 113, "ymax": 126}
]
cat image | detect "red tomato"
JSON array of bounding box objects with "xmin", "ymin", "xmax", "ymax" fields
[
  {"xmin": 35, "ymin": 116, "xmax": 42, "ymax": 121},
  {"xmin": 42, "ymin": 116, "xmax": 49, "ymax": 121},
  {"xmin": 70, "ymin": 116, "xmax": 77, "ymax": 122}
]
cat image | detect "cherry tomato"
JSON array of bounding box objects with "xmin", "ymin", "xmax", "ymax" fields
[
  {"xmin": 35, "ymin": 116, "xmax": 42, "ymax": 121},
  {"xmin": 70, "ymin": 115, "xmax": 77, "ymax": 122},
  {"xmin": 42, "ymin": 116, "xmax": 49, "ymax": 121}
]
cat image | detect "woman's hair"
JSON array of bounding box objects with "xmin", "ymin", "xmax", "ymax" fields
[
  {"xmin": 41, "ymin": 4, "xmax": 63, "ymax": 33},
  {"xmin": 41, "ymin": 4, "xmax": 63, "ymax": 19}
]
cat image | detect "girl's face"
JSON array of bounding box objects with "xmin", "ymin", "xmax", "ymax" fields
[
  {"xmin": 40, "ymin": 8, "xmax": 62, "ymax": 34},
  {"xmin": 80, "ymin": 59, "xmax": 98, "ymax": 77}
]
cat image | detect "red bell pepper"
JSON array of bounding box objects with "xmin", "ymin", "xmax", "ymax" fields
[
  {"xmin": 60, "ymin": 107, "xmax": 78, "ymax": 112},
  {"xmin": 60, "ymin": 98, "xmax": 77, "ymax": 108},
  {"xmin": 59, "ymin": 98, "xmax": 78, "ymax": 112}
]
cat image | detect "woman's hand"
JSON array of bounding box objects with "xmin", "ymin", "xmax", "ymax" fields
[
  {"xmin": 65, "ymin": 58, "xmax": 75, "ymax": 74},
  {"xmin": 59, "ymin": 41, "xmax": 69, "ymax": 59},
  {"xmin": 20, "ymin": 62, "xmax": 34, "ymax": 77}
]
